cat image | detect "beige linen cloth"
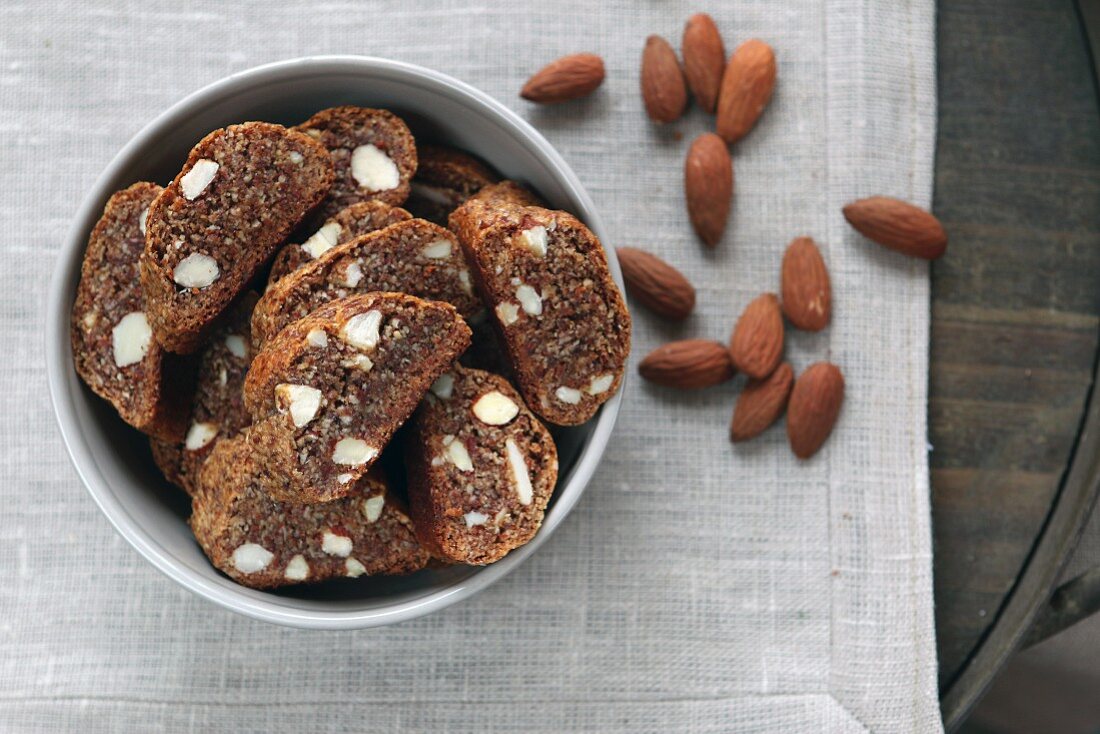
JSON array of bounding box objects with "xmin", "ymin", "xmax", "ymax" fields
[{"xmin": 0, "ymin": 1, "xmax": 940, "ymax": 731}]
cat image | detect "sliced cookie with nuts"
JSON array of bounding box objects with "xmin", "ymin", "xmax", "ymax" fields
[
  {"xmin": 405, "ymin": 145, "xmax": 499, "ymax": 225},
  {"xmin": 251, "ymin": 219, "xmax": 481, "ymax": 350},
  {"xmin": 295, "ymin": 106, "xmax": 418, "ymax": 217},
  {"xmin": 450, "ymin": 185, "xmax": 631, "ymax": 425},
  {"xmin": 140, "ymin": 122, "xmax": 334, "ymax": 354},
  {"xmin": 192, "ymin": 436, "xmax": 428, "ymax": 589},
  {"xmin": 267, "ymin": 200, "xmax": 413, "ymax": 285},
  {"xmin": 149, "ymin": 292, "xmax": 258, "ymax": 495},
  {"xmin": 406, "ymin": 366, "xmax": 558, "ymax": 565},
  {"xmin": 71, "ymin": 182, "xmax": 194, "ymax": 441},
  {"xmin": 243, "ymin": 292, "xmax": 471, "ymax": 504},
  {"xmin": 447, "ymin": 180, "xmax": 544, "ymax": 246}
]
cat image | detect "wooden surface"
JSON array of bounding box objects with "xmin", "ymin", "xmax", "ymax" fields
[{"xmin": 931, "ymin": 0, "xmax": 1100, "ymax": 711}]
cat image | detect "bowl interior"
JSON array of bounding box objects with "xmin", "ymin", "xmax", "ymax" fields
[{"xmin": 48, "ymin": 57, "xmax": 622, "ymax": 627}]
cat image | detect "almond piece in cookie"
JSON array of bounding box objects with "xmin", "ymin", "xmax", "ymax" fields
[{"xmin": 405, "ymin": 145, "xmax": 499, "ymax": 225}]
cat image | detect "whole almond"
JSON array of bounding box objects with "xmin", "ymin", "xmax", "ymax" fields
[
  {"xmin": 685, "ymin": 132, "xmax": 733, "ymax": 247},
  {"xmin": 780, "ymin": 236, "xmax": 831, "ymax": 331},
  {"xmin": 521, "ymin": 53, "xmax": 606, "ymax": 104},
  {"xmin": 641, "ymin": 35, "xmax": 688, "ymax": 123},
  {"xmin": 716, "ymin": 39, "xmax": 777, "ymax": 144},
  {"xmin": 617, "ymin": 247, "xmax": 696, "ymax": 320},
  {"xmin": 731, "ymin": 362, "xmax": 794, "ymax": 442},
  {"xmin": 638, "ymin": 339, "xmax": 734, "ymax": 389},
  {"xmin": 842, "ymin": 196, "xmax": 947, "ymax": 259},
  {"xmin": 786, "ymin": 362, "xmax": 845, "ymax": 459},
  {"xmin": 682, "ymin": 13, "xmax": 726, "ymax": 113},
  {"xmin": 728, "ymin": 293, "xmax": 784, "ymax": 379}
]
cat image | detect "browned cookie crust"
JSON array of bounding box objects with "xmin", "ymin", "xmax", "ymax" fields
[
  {"xmin": 447, "ymin": 180, "xmax": 543, "ymax": 245},
  {"xmin": 192, "ymin": 437, "xmax": 428, "ymax": 589},
  {"xmin": 243, "ymin": 293, "xmax": 471, "ymax": 504},
  {"xmin": 140, "ymin": 122, "xmax": 334, "ymax": 354},
  {"xmin": 295, "ymin": 106, "xmax": 417, "ymax": 217},
  {"xmin": 71, "ymin": 182, "xmax": 193, "ymax": 441},
  {"xmin": 405, "ymin": 366, "xmax": 558, "ymax": 565},
  {"xmin": 449, "ymin": 193, "xmax": 631, "ymax": 425},
  {"xmin": 149, "ymin": 292, "xmax": 258, "ymax": 494},
  {"xmin": 405, "ymin": 145, "xmax": 499, "ymax": 225},
  {"xmin": 267, "ymin": 200, "xmax": 412, "ymax": 285}
]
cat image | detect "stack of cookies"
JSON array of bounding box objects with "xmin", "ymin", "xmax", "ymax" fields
[{"xmin": 71, "ymin": 107, "xmax": 631, "ymax": 589}]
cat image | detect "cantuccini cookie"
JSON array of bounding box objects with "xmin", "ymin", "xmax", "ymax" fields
[
  {"xmin": 252, "ymin": 219, "xmax": 481, "ymax": 350},
  {"xmin": 405, "ymin": 145, "xmax": 499, "ymax": 225},
  {"xmin": 71, "ymin": 182, "xmax": 193, "ymax": 441},
  {"xmin": 243, "ymin": 293, "xmax": 471, "ymax": 504},
  {"xmin": 295, "ymin": 106, "xmax": 417, "ymax": 217},
  {"xmin": 192, "ymin": 437, "xmax": 428, "ymax": 589},
  {"xmin": 140, "ymin": 122, "xmax": 333, "ymax": 354},
  {"xmin": 406, "ymin": 367, "xmax": 558, "ymax": 565}
]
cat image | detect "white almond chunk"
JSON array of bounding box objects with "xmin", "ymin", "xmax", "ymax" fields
[
  {"xmin": 302, "ymin": 221, "xmax": 342, "ymax": 259},
  {"xmin": 495, "ymin": 302, "xmax": 520, "ymax": 326},
  {"xmin": 321, "ymin": 531, "xmax": 353, "ymax": 557},
  {"xmin": 332, "ymin": 438, "xmax": 378, "ymax": 466},
  {"xmin": 441, "ymin": 435, "xmax": 473, "ymax": 472},
  {"xmin": 518, "ymin": 226, "xmax": 548, "ymax": 257},
  {"xmin": 180, "ymin": 158, "xmax": 219, "ymax": 200},
  {"xmin": 343, "ymin": 261, "xmax": 363, "ymax": 288},
  {"xmin": 138, "ymin": 207, "xmax": 149, "ymax": 235},
  {"xmin": 224, "ymin": 334, "xmax": 247, "ymax": 359},
  {"xmin": 555, "ymin": 386, "xmax": 583, "ymax": 405},
  {"xmin": 288, "ymin": 151, "xmax": 304, "ymax": 165},
  {"xmin": 472, "ymin": 391, "xmax": 519, "ymax": 426},
  {"xmin": 275, "ymin": 384, "xmax": 323, "ymax": 428},
  {"xmin": 458, "ymin": 270, "xmax": 472, "ymax": 295},
  {"xmin": 284, "ymin": 554, "xmax": 310, "ymax": 581},
  {"xmin": 421, "ymin": 239, "xmax": 453, "ymax": 259},
  {"xmin": 82, "ymin": 311, "xmax": 97, "ymax": 329},
  {"xmin": 218, "ymin": 367, "xmax": 227, "ymax": 387},
  {"xmin": 306, "ymin": 328, "xmax": 329, "ymax": 347},
  {"xmin": 350, "ymin": 144, "xmax": 400, "ymax": 191},
  {"xmin": 345, "ymin": 557, "xmax": 367, "ymax": 578},
  {"xmin": 340, "ymin": 310, "xmax": 383, "ymax": 351},
  {"xmin": 184, "ymin": 421, "xmax": 218, "ymax": 451},
  {"xmin": 505, "ymin": 438, "xmax": 533, "ymax": 506},
  {"xmin": 336, "ymin": 473, "xmax": 354, "ymax": 485},
  {"xmin": 111, "ymin": 311, "xmax": 152, "ymax": 367},
  {"xmin": 344, "ymin": 354, "xmax": 374, "ymax": 372},
  {"xmin": 587, "ymin": 374, "xmax": 614, "ymax": 395},
  {"xmin": 173, "ymin": 253, "xmax": 219, "ymax": 288},
  {"xmin": 362, "ymin": 495, "xmax": 385, "ymax": 523},
  {"xmin": 515, "ymin": 284, "xmax": 542, "ymax": 316},
  {"xmin": 430, "ymin": 373, "xmax": 455, "ymax": 399},
  {"xmin": 232, "ymin": 543, "xmax": 273, "ymax": 574},
  {"xmin": 464, "ymin": 511, "xmax": 489, "ymax": 528}
]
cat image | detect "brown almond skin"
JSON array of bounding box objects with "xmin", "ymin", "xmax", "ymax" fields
[
  {"xmin": 728, "ymin": 293, "xmax": 784, "ymax": 379},
  {"xmin": 731, "ymin": 362, "xmax": 794, "ymax": 442},
  {"xmin": 842, "ymin": 196, "xmax": 947, "ymax": 260},
  {"xmin": 617, "ymin": 247, "xmax": 695, "ymax": 320},
  {"xmin": 685, "ymin": 133, "xmax": 733, "ymax": 247},
  {"xmin": 716, "ymin": 39, "xmax": 777, "ymax": 144},
  {"xmin": 521, "ymin": 53, "xmax": 606, "ymax": 104},
  {"xmin": 787, "ymin": 362, "xmax": 845, "ymax": 459},
  {"xmin": 682, "ymin": 13, "xmax": 726, "ymax": 113},
  {"xmin": 638, "ymin": 340, "xmax": 734, "ymax": 389},
  {"xmin": 641, "ymin": 35, "xmax": 688, "ymax": 123},
  {"xmin": 781, "ymin": 236, "xmax": 832, "ymax": 331}
]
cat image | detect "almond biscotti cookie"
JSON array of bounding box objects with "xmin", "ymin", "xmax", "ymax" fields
[
  {"xmin": 405, "ymin": 145, "xmax": 499, "ymax": 225},
  {"xmin": 192, "ymin": 437, "xmax": 428, "ymax": 589},
  {"xmin": 447, "ymin": 180, "xmax": 543, "ymax": 247},
  {"xmin": 140, "ymin": 122, "xmax": 333, "ymax": 354},
  {"xmin": 449, "ymin": 191, "xmax": 631, "ymax": 425},
  {"xmin": 243, "ymin": 293, "xmax": 471, "ymax": 504},
  {"xmin": 405, "ymin": 366, "xmax": 558, "ymax": 565},
  {"xmin": 295, "ymin": 106, "xmax": 417, "ymax": 217},
  {"xmin": 267, "ymin": 200, "xmax": 413, "ymax": 285},
  {"xmin": 252, "ymin": 219, "xmax": 481, "ymax": 350},
  {"xmin": 71, "ymin": 182, "xmax": 193, "ymax": 441}
]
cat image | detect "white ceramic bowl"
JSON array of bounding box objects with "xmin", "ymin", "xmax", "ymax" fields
[{"xmin": 46, "ymin": 56, "xmax": 624, "ymax": 629}]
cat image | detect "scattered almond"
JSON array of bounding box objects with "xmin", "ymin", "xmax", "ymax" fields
[
  {"xmin": 617, "ymin": 247, "xmax": 695, "ymax": 320},
  {"xmin": 731, "ymin": 362, "xmax": 794, "ymax": 442},
  {"xmin": 641, "ymin": 35, "xmax": 688, "ymax": 123},
  {"xmin": 639, "ymin": 339, "xmax": 734, "ymax": 389},
  {"xmin": 681, "ymin": 13, "xmax": 726, "ymax": 113},
  {"xmin": 521, "ymin": 53, "xmax": 606, "ymax": 104},
  {"xmin": 842, "ymin": 196, "xmax": 947, "ymax": 260},
  {"xmin": 780, "ymin": 236, "xmax": 831, "ymax": 331},
  {"xmin": 728, "ymin": 293, "xmax": 784, "ymax": 379},
  {"xmin": 716, "ymin": 39, "xmax": 777, "ymax": 144},
  {"xmin": 684, "ymin": 132, "xmax": 733, "ymax": 247},
  {"xmin": 786, "ymin": 362, "xmax": 844, "ymax": 459}
]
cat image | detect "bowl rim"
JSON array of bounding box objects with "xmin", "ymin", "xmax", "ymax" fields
[{"xmin": 45, "ymin": 55, "xmax": 625, "ymax": 629}]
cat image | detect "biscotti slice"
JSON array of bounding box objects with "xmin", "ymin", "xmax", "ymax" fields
[
  {"xmin": 447, "ymin": 180, "xmax": 543, "ymax": 246},
  {"xmin": 405, "ymin": 145, "xmax": 499, "ymax": 225},
  {"xmin": 243, "ymin": 293, "xmax": 472, "ymax": 504},
  {"xmin": 140, "ymin": 122, "xmax": 334, "ymax": 353},
  {"xmin": 295, "ymin": 106, "xmax": 417, "ymax": 217},
  {"xmin": 252, "ymin": 219, "xmax": 481, "ymax": 349},
  {"xmin": 405, "ymin": 366, "xmax": 558, "ymax": 565},
  {"xmin": 192, "ymin": 437, "xmax": 428, "ymax": 589},
  {"xmin": 149, "ymin": 292, "xmax": 258, "ymax": 494},
  {"xmin": 267, "ymin": 200, "xmax": 413, "ymax": 285},
  {"xmin": 450, "ymin": 199, "xmax": 631, "ymax": 425},
  {"xmin": 71, "ymin": 182, "xmax": 193, "ymax": 441}
]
